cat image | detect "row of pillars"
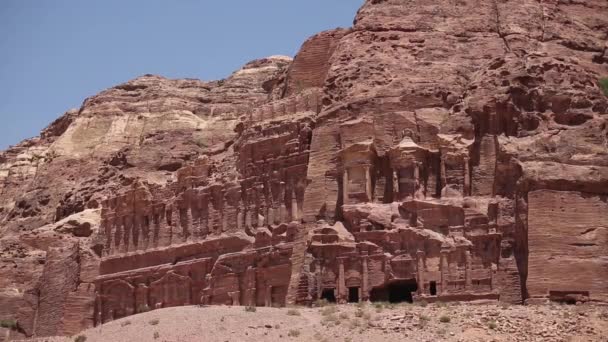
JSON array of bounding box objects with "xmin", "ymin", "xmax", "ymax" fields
[
  {"xmin": 321, "ymin": 255, "xmax": 370, "ymax": 304},
  {"xmin": 416, "ymin": 249, "xmax": 474, "ymax": 296}
]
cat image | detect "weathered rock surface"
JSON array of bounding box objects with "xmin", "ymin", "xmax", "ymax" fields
[{"xmin": 0, "ymin": 0, "xmax": 607, "ymax": 339}]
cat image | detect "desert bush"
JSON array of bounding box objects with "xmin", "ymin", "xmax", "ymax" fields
[
  {"xmin": 149, "ymin": 318, "xmax": 160, "ymax": 326},
  {"xmin": 287, "ymin": 308, "xmax": 301, "ymax": 316},
  {"xmin": 288, "ymin": 329, "xmax": 301, "ymax": 337},
  {"xmin": 599, "ymin": 77, "xmax": 608, "ymax": 97},
  {"xmin": 321, "ymin": 305, "xmax": 338, "ymax": 316},
  {"xmin": 245, "ymin": 306, "xmax": 257, "ymax": 313},
  {"xmin": 120, "ymin": 320, "xmax": 132, "ymax": 327},
  {"xmin": 321, "ymin": 313, "xmax": 339, "ymax": 327},
  {"xmin": 74, "ymin": 335, "xmax": 87, "ymax": 342},
  {"xmin": 439, "ymin": 315, "xmax": 451, "ymax": 323},
  {"xmin": 488, "ymin": 320, "xmax": 497, "ymax": 330},
  {"xmin": 153, "ymin": 331, "xmax": 160, "ymax": 339},
  {"xmin": 138, "ymin": 304, "xmax": 151, "ymax": 313},
  {"xmin": 314, "ymin": 299, "xmax": 330, "ymax": 307},
  {"xmin": 339, "ymin": 312, "xmax": 349, "ymax": 319},
  {"xmin": 0, "ymin": 319, "xmax": 17, "ymax": 330}
]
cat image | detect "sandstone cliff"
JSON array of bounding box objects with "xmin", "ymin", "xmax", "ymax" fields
[{"xmin": 1, "ymin": 0, "xmax": 607, "ymax": 339}]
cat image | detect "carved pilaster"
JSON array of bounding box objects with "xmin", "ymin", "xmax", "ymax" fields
[{"xmin": 342, "ymin": 168, "xmax": 349, "ymax": 205}]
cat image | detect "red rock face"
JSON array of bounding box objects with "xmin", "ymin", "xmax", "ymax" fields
[{"xmin": 1, "ymin": 0, "xmax": 607, "ymax": 337}]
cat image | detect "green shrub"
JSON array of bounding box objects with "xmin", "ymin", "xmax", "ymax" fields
[
  {"xmin": 149, "ymin": 318, "xmax": 159, "ymax": 326},
  {"xmin": 287, "ymin": 309, "xmax": 301, "ymax": 316},
  {"xmin": 245, "ymin": 306, "xmax": 257, "ymax": 313},
  {"xmin": 138, "ymin": 304, "xmax": 151, "ymax": 313},
  {"xmin": 314, "ymin": 299, "xmax": 329, "ymax": 307},
  {"xmin": 321, "ymin": 305, "xmax": 338, "ymax": 316},
  {"xmin": 288, "ymin": 329, "xmax": 301, "ymax": 337},
  {"xmin": 439, "ymin": 315, "xmax": 451, "ymax": 323},
  {"xmin": 74, "ymin": 335, "xmax": 87, "ymax": 342},
  {"xmin": 599, "ymin": 78, "xmax": 608, "ymax": 97},
  {"xmin": 0, "ymin": 319, "xmax": 17, "ymax": 330}
]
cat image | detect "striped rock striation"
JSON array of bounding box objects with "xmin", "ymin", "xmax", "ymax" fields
[{"xmin": 1, "ymin": 0, "xmax": 607, "ymax": 339}]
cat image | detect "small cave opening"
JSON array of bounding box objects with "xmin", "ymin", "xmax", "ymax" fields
[
  {"xmin": 348, "ymin": 287, "xmax": 360, "ymax": 303},
  {"xmin": 320, "ymin": 288, "xmax": 336, "ymax": 303},
  {"xmin": 430, "ymin": 281, "xmax": 437, "ymax": 296},
  {"xmin": 370, "ymin": 279, "xmax": 418, "ymax": 303}
]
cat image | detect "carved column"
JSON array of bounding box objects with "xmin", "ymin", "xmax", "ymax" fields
[
  {"xmin": 440, "ymin": 157, "xmax": 447, "ymax": 190},
  {"xmin": 124, "ymin": 216, "xmax": 134, "ymax": 253},
  {"xmin": 104, "ymin": 218, "xmax": 114, "ymax": 256},
  {"xmin": 364, "ymin": 166, "xmax": 373, "ymax": 202},
  {"xmin": 465, "ymin": 249, "xmax": 472, "ymax": 291},
  {"xmin": 278, "ymin": 181, "xmax": 287, "ymax": 224},
  {"xmin": 291, "ymin": 187, "xmax": 298, "ymax": 222},
  {"xmin": 135, "ymin": 284, "xmax": 149, "ymax": 313},
  {"xmin": 440, "ymin": 249, "xmax": 449, "ymax": 295},
  {"xmin": 361, "ymin": 254, "xmax": 369, "ymax": 301},
  {"xmin": 416, "ymin": 250, "xmax": 425, "ymax": 295},
  {"xmin": 237, "ymin": 203, "xmax": 244, "ymax": 231},
  {"xmin": 414, "ymin": 162, "xmax": 421, "ymax": 197},
  {"xmin": 342, "ymin": 168, "xmax": 349, "ymax": 205},
  {"xmin": 337, "ymin": 258, "xmax": 346, "ymax": 304},
  {"xmin": 392, "ymin": 169, "xmax": 400, "ymax": 202},
  {"xmin": 463, "ymin": 156, "xmax": 470, "ymax": 196},
  {"xmin": 265, "ymin": 285, "xmax": 273, "ymax": 307}
]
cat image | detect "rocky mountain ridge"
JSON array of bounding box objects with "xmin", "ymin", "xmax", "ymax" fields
[{"xmin": 0, "ymin": 0, "xmax": 607, "ymax": 340}]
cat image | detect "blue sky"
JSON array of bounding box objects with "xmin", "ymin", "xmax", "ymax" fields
[{"xmin": 0, "ymin": 0, "xmax": 363, "ymax": 149}]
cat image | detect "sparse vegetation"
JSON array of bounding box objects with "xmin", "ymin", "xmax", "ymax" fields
[
  {"xmin": 287, "ymin": 308, "xmax": 301, "ymax": 316},
  {"xmin": 153, "ymin": 331, "xmax": 160, "ymax": 339},
  {"xmin": 245, "ymin": 306, "xmax": 257, "ymax": 313},
  {"xmin": 138, "ymin": 304, "xmax": 151, "ymax": 313},
  {"xmin": 194, "ymin": 139, "xmax": 208, "ymax": 149},
  {"xmin": 599, "ymin": 77, "xmax": 608, "ymax": 97},
  {"xmin": 74, "ymin": 335, "xmax": 87, "ymax": 342},
  {"xmin": 417, "ymin": 300, "xmax": 428, "ymax": 307},
  {"xmin": 419, "ymin": 314, "xmax": 430, "ymax": 328},
  {"xmin": 0, "ymin": 319, "xmax": 17, "ymax": 330},
  {"xmin": 288, "ymin": 329, "xmax": 301, "ymax": 337},
  {"xmin": 321, "ymin": 305, "xmax": 338, "ymax": 316},
  {"xmin": 314, "ymin": 299, "xmax": 330, "ymax": 307},
  {"xmin": 488, "ymin": 320, "xmax": 498, "ymax": 330},
  {"xmin": 120, "ymin": 320, "xmax": 132, "ymax": 327},
  {"xmin": 349, "ymin": 319, "xmax": 361, "ymax": 328},
  {"xmin": 321, "ymin": 313, "xmax": 339, "ymax": 327},
  {"xmin": 439, "ymin": 315, "xmax": 451, "ymax": 323},
  {"xmin": 149, "ymin": 318, "xmax": 160, "ymax": 326},
  {"xmin": 339, "ymin": 312, "xmax": 349, "ymax": 319}
]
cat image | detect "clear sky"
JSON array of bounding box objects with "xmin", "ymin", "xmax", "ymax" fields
[{"xmin": 0, "ymin": 0, "xmax": 363, "ymax": 150}]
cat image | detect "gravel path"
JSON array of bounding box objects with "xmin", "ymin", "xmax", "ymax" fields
[{"xmin": 30, "ymin": 302, "xmax": 608, "ymax": 342}]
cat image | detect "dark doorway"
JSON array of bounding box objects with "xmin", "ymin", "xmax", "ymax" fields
[
  {"xmin": 321, "ymin": 288, "xmax": 336, "ymax": 303},
  {"xmin": 370, "ymin": 280, "xmax": 418, "ymax": 303},
  {"xmin": 388, "ymin": 280, "xmax": 417, "ymax": 303},
  {"xmin": 348, "ymin": 287, "xmax": 359, "ymax": 303},
  {"xmin": 369, "ymin": 286, "xmax": 388, "ymax": 302},
  {"xmin": 430, "ymin": 281, "xmax": 437, "ymax": 296}
]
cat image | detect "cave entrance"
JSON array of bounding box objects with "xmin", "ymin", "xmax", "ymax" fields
[
  {"xmin": 348, "ymin": 287, "xmax": 360, "ymax": 303},
  {"xmin": 320, "ymin": 288, "xmax": 336, "ymax": 303},
  {"xmin": 430, "ymin": 281, "xmax": 437, "ymax": 296},
  {"xmin": 370, "ymin": 279, "xmax": 418, "ymax": 303}
]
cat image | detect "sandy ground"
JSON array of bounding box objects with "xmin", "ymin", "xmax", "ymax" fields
[{"xmin": 25, "ymin": 302, "xmax": 608, "ymax": 342}]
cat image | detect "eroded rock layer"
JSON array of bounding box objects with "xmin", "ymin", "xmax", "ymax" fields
[{"xmin": 1, "ymin": 0, "xmax": 607, "ymax": 338}]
